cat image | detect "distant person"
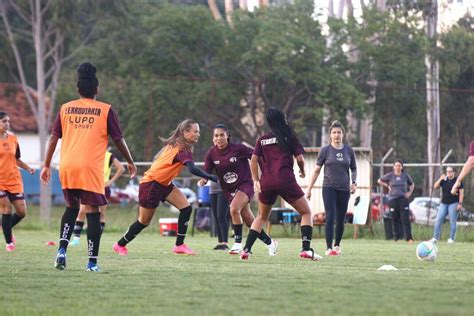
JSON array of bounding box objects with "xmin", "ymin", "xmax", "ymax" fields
[
  {"xmin": 431, "ymin": 167, "xmax": 463, "ymax": 243},
  {"xmin": 41, "ymin": 63, "xmax": 137, "ymax": 272},
  {"xmin": 199, "ymin": 124, "xmax": 277, "ymax": 256},
  {"xmin": 306, "ymin": 120, "xmax": 357, "ymax": 256},
  {"xmin": 113, "ymin": 119, "xmax": 217, "ymax": 256},
  {"xmin": 0, "ymin": 112, "xmax": 35, "ymax": 252},
  {"xmin": 209, "ymin": 181, "xmax": 230, "ymax": 250},
  {"xmin": 451, "ymin": 141, "xmax": 474, "ymax": 195},
  {"xmin": 240, "ymin": 108, "xmax": 321, "ymax": 261},
  {"xmin": 71, "ymin": 150, "xmax": 125, "ymax": 246},
  {"xmin": 377, "ymin": 160, "xmax": 415, "ymax": 243}
]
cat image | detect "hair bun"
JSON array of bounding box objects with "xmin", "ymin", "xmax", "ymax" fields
[{"xmin": 77, "ymin": 62, "xmax": 97, "ymax": 79}]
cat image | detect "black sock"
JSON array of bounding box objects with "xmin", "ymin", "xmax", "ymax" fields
[
  {"xmin": 100, "ymin": 222, "xmax": 105, "ymax": 233},
  {"xmin": 301, "ymin": 225, "xmax": 313, "ymax": 251},
  {"xmin": 243, "ymin": 229, "xmax": 259, "ymax": 253},
  {"xmin": 11, "ymin": 213, "xmax": 24, "ymax": 228},
  {"xmin": 2, "ymin": 214, "xmax": 12, "ymax": 244},
  {"xmin": 73, "ymin": 221, "xmax": 85, "ymax": 238},
  {"xmin": 233, "ymin": 224, "xmax": 243, "ymax": 243},
  {"xmin": 176, "ymin": 206, "xmax": 192, "ymax": 246},
  {"xmin": 118, "ymin": 220, "xmax": 147, "ymax": 246},
  {"xmin": 258, "ymin": 229, "xmax": 272, "ymax": 245},
  {"xmin": 59, "ymin": 207, "xmax": 79, "ymax": 250},
  {"xmin": 86, "ymin": 212, "xmax": 101, "ymax": 264}
]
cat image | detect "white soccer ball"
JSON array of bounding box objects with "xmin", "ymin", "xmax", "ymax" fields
[{"xmin": 416, "ymin": 241, "xmax": 438, "ymax": 262}]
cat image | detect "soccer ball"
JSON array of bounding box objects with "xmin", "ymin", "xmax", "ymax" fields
[{"xmin": 416, "ymin": 241, "xmax": 438, "ymax": 261}]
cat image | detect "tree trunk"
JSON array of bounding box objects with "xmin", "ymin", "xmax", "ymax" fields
[
  {"xmin": 239, "ymin": 0, "xmax": 247, "ymax": 10},
  {"xmin": 425, "ymin": 0, "xmax": 441, "ymax": 195},
  {"xmin": 225, "ymin": 0, "xmax": 233, "ymax": 27},
  {"xmin": 208, "ymin": 0, "xmax": 222, "ymax": 20}
]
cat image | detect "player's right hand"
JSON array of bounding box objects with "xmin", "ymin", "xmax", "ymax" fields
[
  {"xmin": 128, "ymin": 163, "xmax": 137, "ymax": 178},
  {"xmin": 40, "ymin": 167, "xmax": 50, "ymax": 184},
  {"xmin": 306, "ymin": 190, "xmax": 312, "ymax": 200}
]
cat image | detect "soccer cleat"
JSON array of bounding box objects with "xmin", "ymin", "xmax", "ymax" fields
[
  {"xmin": 267, "ymin": 239, "xmax": 279, "ymax": 256},
  {"xmin": 429, "ymin": 238, "xmax": 438, "ymax": 243},
  {"xmin": 228, "ymin": 243, "xmax": 242, "ymax": 255},
  {"xmin": 213, "ymin": 244, "xmax": 229, "ymax": 250},
  {"xmin": 407, "ymin": 239, "xmax": 414, "ymax": 244},
  {"xmin": 5, "ymin": 243, "xmax": 15, "ymax": 252},
  {"xmin": 325, "ymin": 249, "xmax": 339, "ymax": 256},
  {"xmin": 113, "ymin": 242, "xmax": 128, "ymax": 256},
  {"xmin": 11, "ymin": 234, "xmax": 16, "ymax": 245},
  {"xmin": 70, "ymin": 236, "xmax": 80, "ymax": 247},
  {"xmin": 300, "ymin": 249, "xmax": 322, "ymax": 261},
  {"xmin": 240, "ymin": 250, "xmax": 251, "ymax": 260},
  {"xmin": 334, "ymin": 246, "xmax": 342, "ymax": 255},
  {"xmin": 447, "ymin": 238, "xmax": 454, "ymax": 244},
  {"xmin": 172, "ymin": 244, "xmax": 196, "ymax": 255},
  {"xmin": 86, "ymin": 262, "xmax": 101, "ymax": 272},
  {"xmin": 54, "ymin": 248, "xmax": 67, "ymax": 270}
]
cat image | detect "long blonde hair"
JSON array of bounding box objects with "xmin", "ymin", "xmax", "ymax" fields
[{"xmin": 160, "ymin": 119, "xmax": 197, "ymax": 152}]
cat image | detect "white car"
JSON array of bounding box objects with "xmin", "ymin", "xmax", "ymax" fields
[{"xmin": 409, "ymin": 197, "xmax": 441, "ymax": 226}]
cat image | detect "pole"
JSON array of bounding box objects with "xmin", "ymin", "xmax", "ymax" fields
[{"xmin": 379, "ymin": 148, "xmax": 394, "ymax": 222}]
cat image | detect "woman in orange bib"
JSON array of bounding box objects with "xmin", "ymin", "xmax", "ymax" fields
[
  {"xmin": 41, "ymin": 63, "xmax": 137, "ymax": 272},
  {"xmin": 113, "ymin": 119, "xmax": 217, "ymax": 256},
  {"xmin": 0, "ymin": 112, "xmax": 35, "ymax": 252}
]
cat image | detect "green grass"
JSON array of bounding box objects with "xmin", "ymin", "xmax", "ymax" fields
[{"xmin": 1, "ymin": 229, "xmax": 474, "ymax": 316}]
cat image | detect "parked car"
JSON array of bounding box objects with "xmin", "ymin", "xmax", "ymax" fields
[{"xmin": 409, "ymin": 197, "xmax": 440, "ymax": 225}]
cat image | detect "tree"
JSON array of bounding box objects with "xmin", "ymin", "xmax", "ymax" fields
[{"xmin": 0, "ymin": 0, "xmax": 125, "ymax": 223}]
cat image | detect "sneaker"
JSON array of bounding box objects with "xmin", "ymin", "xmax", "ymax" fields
[
  {"xmin": 325, "ymin": 249, "xmax": 339, "ymax": 256},
  {"xmin": 70, "ymin": 236, "xmax": 80, "ymax": 247},
  {"xmin": 229, "ymin": 243, "xmax": 242, "ymax": 255},
  {"xmin": 86, "ymin": 262, "xmax": 101, "ymax": 272},
  {"xmin": 240, "ymin": 250, "xmax": 251, "ymax": 260},
  {"xmin": 447, "ymin": 238, "xmax": 455, "ymax": 244},
  {"xmin": 172, "ymin": 244, "xmax": 196, "ymax": 255},
  {"xmin": 334, "ymin": 246, "xmax": 342, "ymax": 255},
  {"xmin": 54, "ymin": 248, "xmax": 67, "ymax": 270},
  {"xmin": 5, "ymin": 243, "xmax": 15, "ymax": 252},
  {"xmin": 300, "ymin": 249, "xmax": 322, "ymax": 261},
  {"xmin": 267, "ymin": 239, "xmax": 279, "ymax": 256},
  {"xmin": 429, "ymin": 238, "xmax": 438, "ymax": 243},
  {"xmin": 113, "ymin": 242, "xmax": 128, "ymax": 256}
]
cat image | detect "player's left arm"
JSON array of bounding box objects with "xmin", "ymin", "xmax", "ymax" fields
[{"xmin": 106, "ymin": 157, "xmax": 125, "ymax": 187}]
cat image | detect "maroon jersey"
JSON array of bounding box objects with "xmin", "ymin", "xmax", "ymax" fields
[
  {"xmin": 470, "ymin": 141, "xmax": 474, "ymax": 156},
  {"xmin": 204, "ymin": 143, "xmax": 254, "ymax": 196},
  {"xmin": 253, "ymin": 131, "xmax": 305, "ymax": 190}
]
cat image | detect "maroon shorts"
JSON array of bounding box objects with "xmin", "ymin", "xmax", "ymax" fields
[
  {"xmin": 63, "ymin": 189, "xmax": 107, "ymax": 207},
  {"xmin": 139, "ymin": 181, "xmax": 174, "ymax": 209},
  {"xmin": 105, "ymin": 187, "xmax": 111, "ymax": 200},
  {"xmin": 0, "ymin": 190, "xmax": 25, "ymax": 202},
  {"xmin": 258, "ymin": 180, "xmax": 304, "ymax": 205},
  {"xmin": 225, "ymin": 182, "xmax": 254, "ymax": 203}
]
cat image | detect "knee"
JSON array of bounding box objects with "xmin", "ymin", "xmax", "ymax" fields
[{"xmin": 229, "ymin": 207, "xmax": 240, "ymax": 216}]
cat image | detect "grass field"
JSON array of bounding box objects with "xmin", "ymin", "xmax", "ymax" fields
[{"xmin": 2, "ymin": 228, "xmax": 474, "ymax": 316}]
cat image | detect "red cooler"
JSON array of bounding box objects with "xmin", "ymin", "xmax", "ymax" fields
[{"xmin": 159, "ymin": 218, "xmax": 178, "ymax": 236}]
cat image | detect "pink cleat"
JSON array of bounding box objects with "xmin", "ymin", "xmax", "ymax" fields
[
  {"xmin": 240, "ymin": 250, "xmax": 251, "ymax": 260},
  {"xmin": 172, "ymin": 244, "xmax": 196, "ymax": 255},
  {"xmin": 113, "ymin": 242, "xmax": 128, "ymax": 256},
  {"xmin": 6, "ymin": 243, "xmax": 15, "ymax": 252},
  {"xmin": 325, "ymin": 249, "xmax": 339, "ymax": 256},
  {"xmin": 300, "ymin": 249, "xmax": 322, "ymax": 261}
]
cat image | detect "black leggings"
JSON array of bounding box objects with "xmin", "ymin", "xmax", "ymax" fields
[
  {"xmin": 389, "ymin": 196, "xmax": 412, "ymax": 241},
  {"xmin": 210, "ymin": 192, "xmax": 230, "ymax": 243},
  {"xmin": 322, "ymin": 187, "xmax": 351, "ymax": 249}
]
